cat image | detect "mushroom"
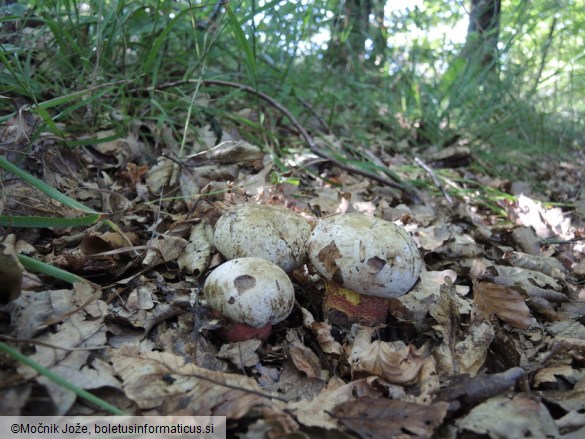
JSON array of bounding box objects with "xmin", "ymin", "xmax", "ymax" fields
[
  {"xmin": 307, "ymin": 213, "xmax": 423, "ymax": 326},
  {"xmin": 203, "ymin": 257, "xmax": 295, "ymax": 342},
  {"xmin": 213, "ymin": 204, "xmax": 311, "ymax": 272}
]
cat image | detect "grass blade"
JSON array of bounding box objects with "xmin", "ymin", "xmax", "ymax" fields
[
  {"xmin": 18, "ymin": 254, "xmax": 90, "ymax": 285},
  {"xmin": 0, "ymin": 156, "xmax": 97, "ymax": 214},
  {"xmin": 143, "ymin": 8, "xmax": 192, "ymax": 75},
  {"xmin": 0, "ymin": 214, "xmax": 103, "ymax": 228},
  {"xmin": 0, "ymin": 341, "xmax": 125, "ymax": 415},
  {"xmin": 226, "ymin": 4, "xmax": 257, "ymax": 86}
]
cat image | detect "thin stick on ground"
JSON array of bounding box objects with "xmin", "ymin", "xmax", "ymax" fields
[{"xmin": 415, "ymin": 156, "xmax": 453, "ymax": 203}]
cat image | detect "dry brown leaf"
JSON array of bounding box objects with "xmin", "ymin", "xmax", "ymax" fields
[
  {"xmin": 434, "ymin": 232, "xmax": 484, "ymax": 258},
  {"xmin": 533, "ymin": 364, "xmax": 577, "ymax": 387},
  {"xmin": 301, "ymin": 307, "xmax": 343, "ymax": 355},
  {"xmin": 333, "ymin": 396, "xmax": 449, "ymax": 439},
  {"xmin": 8, "ymin": 284, "xmax": 104, "ymax": 338},
  {"xmin": 143, "ymin": 234, "xmax": 188, "ymax": 266},
  {"xmin": 430, "ymin": 282, "xmax": 461, "ymax": 376},
  {"xmin": 491, "ymin": 265, "xmax": 566, "ymax": 302},
  {"xmin": 17, "ymin": 309, "xmax": 108, "ymax": 380},
  {"xmin": 399, "ymin": 270, "xmax": 470, "ymax": 331},
  {"xmin": 288, "ymin": 344, "xmax": 323, "ymax": 379},
  {"xmin": 14, "ymin": 300, "xmax": 112, "ymax": 415},
  {"xmin": 436, "ymin": 367, "xmax": 526, "ymax": 406},
  {"xmin": 145, "ymin": 157, "xmax": 176, "ymax": 194},
  {"xmin": 432, "ymin": 282, "xmax": 495, "ymax": 376},
  {"xmin": 510, "ymin": 194, "xmax": 572, "ymax": 239},
  {"xmin": 177, "ymin": 221, "xmax": 212, "ymax": 276},
  {"xmin": 80, "ymin": 231, "xmax": 138, "ymax": 255},
  {"xmin": 418, "ymin": 224, "xmax": 451, "ymax": 251},
  {"xmin": 286, "ymin": 377, "xmax": 383, "ymax": 430},
  {"xmin": 503, "ymin": 250, "xmax": 566, "ymax": 280},
  {"xmin": 217, "ymin": 339, "xmax": 261, "ymax": 369},
  {"xmin": 457, "ymin": 393, "xmax": 559, "ymax": 438},
  {"xmin": 111, "ymin": 346, "xmax": 268, "ymax": 417},
  {"xmin": 186, "ymin": 140, "xmax": 264, "ymax": 165},
  {"xmin": 539, "ymin": 389, "xmax": 585, "ymax": 413},
  {"xmin": 473, "ymin": 281, "xmax": 532, "ymax": 330},
  {"xmin": 348, "ymin": 327, "xmax": 428, "ymax": 384},
  {"xmin": 454, "ymin": 319, "xmax": 495, "ymax": 376}
]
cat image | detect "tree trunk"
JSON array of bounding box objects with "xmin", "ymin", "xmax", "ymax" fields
[
  {"xmin": 326, "ymin": 0, "xmax": 373, "ymax": 70},
  {"xmin": 466, "ymin": 0, "xmax": 501, "ymax": 69}
]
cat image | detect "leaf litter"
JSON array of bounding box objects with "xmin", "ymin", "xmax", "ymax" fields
[{"xmin": 1, "ymin": 102, "xmax": 585, "ymax": 438}]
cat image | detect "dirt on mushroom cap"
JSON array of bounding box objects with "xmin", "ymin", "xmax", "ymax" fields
[
  {"xmin": 203, "ymin": 257, "xmax": 295, "ymax": 327},
  {"xmin": 213, "ymin": 204, "xmax": 311, "ymax": 272},
  {"xmin": 308, "ymin": 213, "xmax": 423, "ymax": 299}
]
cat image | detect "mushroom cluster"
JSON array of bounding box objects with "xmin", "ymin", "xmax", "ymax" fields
[
  {"xmin": 202, "ymin": 204, "xmax": 423, "ymax": 341},
  {"xmin": 203, "ymin": 204, "xmax": 310, "ymax": 342}
]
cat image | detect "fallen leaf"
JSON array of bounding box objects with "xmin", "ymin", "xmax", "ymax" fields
[
  {"xmin": 287, "ymin": 377, "xmax": 383, "ymax": 430},
  {"xmin": 430, "ymin": 284, "xmax": 460, "ymax": 376},
  {"xmin": 348, "ymin": 327, "xmax": 429, "ymax": 384},
  {"xmin": 510, "ymin": 194, "xmax": 572, "ymax": 239},
  {"xmin": 503, "ymin": 250, "xmax": 566, "ymax": 280},
  {"xmin": 145, "ymin": 157, "xmax": 176, "ymax": 194},
  {"xmin": 533, "ymin": 364, "xmax": 578, "ymax": 388},
  {"xmin": 177, "ymin": 221, "xmax": 212, "ymax": 276},
  {"xmin": 490, "ymin": 265, "xmax": 566, "ymax": 303},
  {"xmin": 473, "ymin": 281, "xmax": 532, "ymax": 330},
  {"xmin": 418, "ymin": 224, "xmax": 451, "ymax": 251},
  {"xmin": 301, "ymin": 307, "xmax": 343, "ymax": 355},
  {"xmin": 288, "ymin": 344, "xmax": 324, "ymax": 379},
  {"xmin": 399, "ymin": 270, "xmax": 470, "ymax": 331},
  {"xmin": 333, "ymin": 396, "xmax": 449, "ymax": 439},
  {"xmin": 457, "ymin": 392, "xmax": 558, "ymax": 438},
  {"xmin": 217, "ymin": 339, "xmax": 262, "ymax": 369},
  {"xmin": 453, "ymin": 319, "xmax": 495, "ymax": 376},
  {"xmin": 143, "ymin": 234, "xmax": 188, "ymax": 266},
  {"xmin": 15, "ymin": 300, "xmax": 112, "ymax": 415},
  {"xmin": 111, "ymin": 346, "xmax": 268, "ymax": 418}
]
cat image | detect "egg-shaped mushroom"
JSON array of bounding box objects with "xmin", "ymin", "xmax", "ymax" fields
[
  {"xmin": 307, "ymin": 213, "xmax": 423, "ymax": 326},
  {"xmin": 213, "ymin": 204, "xmax": 311, "ymax": 272},
  {"xmin": 203, "ymin": 257, "xmax": 295, "ymax": 341}
]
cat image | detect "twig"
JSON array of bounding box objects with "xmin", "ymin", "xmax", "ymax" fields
[
  {"xmin": 0, "ymin": 334, "xmax": 107, "ymax": 351},
  {"xmin": 414, "ymin": 156, "xmax": 453, "ymax": 203},
  {"xmin": 149, "ymin": 79, "xmax": 420, "ymax": 201},
  {"xmin": 296, "ymin": 96, "xmax": 332, "ymax": 134}
]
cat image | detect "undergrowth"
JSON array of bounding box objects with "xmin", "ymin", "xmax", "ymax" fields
[{"xmin": 1, "ymin": 0, "xmax": 581, "ymax": 178}]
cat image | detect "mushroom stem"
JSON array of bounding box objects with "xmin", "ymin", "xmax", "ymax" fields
[
  {"xmin": 323, "ymin": 282, "xmax": 390, "ymax": 327},
  {"xmin": 217, "ymin": 320, "xmax": 273, "ymax": 342}
]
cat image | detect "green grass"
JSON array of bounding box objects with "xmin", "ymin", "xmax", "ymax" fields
[{"xmin": 0, "ymin": 341, "xmax": 125, "ymax": 415}]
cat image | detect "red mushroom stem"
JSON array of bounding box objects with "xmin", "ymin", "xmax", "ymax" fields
[
  {"xmin": 209, "ymin": 308, "xmax": 273, "ymax": 342},
  {"xmin": 323, "ymin": 282, "xmax": 389, "ymax": 327},
  {"xmin": 217, "ymin": 320, "xmax": 273, "ymax": 342}
]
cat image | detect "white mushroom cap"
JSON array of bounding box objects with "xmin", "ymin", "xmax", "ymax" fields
[
  {"xmin": 308, "ymin": 213, "xmax": 423, "ymax": 299},
  {"xmin": 203, "ymin": 257, "xmax": 295, "ymax": 327},
  {"xmin": 213, "ymin": 204, "xmax": 311, "ymax": 272}
]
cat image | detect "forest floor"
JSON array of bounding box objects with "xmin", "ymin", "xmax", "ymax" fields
[{"xmin": 1, "ymin": 106, "xmax": 584, "ymax": 438}]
